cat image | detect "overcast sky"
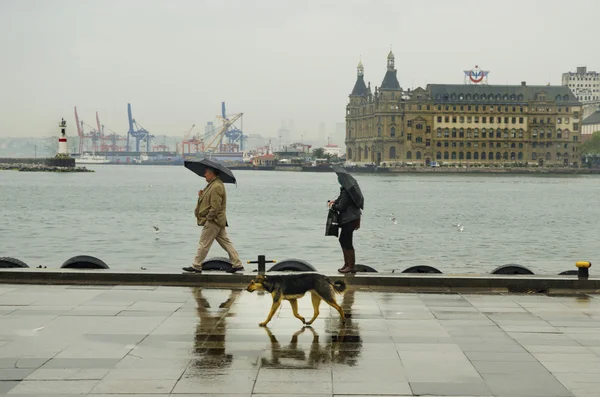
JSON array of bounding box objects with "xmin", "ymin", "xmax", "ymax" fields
[{"xmin": 1, "ymin": 0, "xmax": 598, "ymax": 140}]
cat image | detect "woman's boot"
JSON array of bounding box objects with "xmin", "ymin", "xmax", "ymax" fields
[
  {"xmin": 339, "ymin": 249, "xmax": 356, "ymax": 273},
  {"xmin": 338, "ymin": 249, "xmax": 350, "ymax": 273}
]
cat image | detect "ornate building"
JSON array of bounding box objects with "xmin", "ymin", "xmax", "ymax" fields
[{"xmin": 346, "ymin": 53, "xmax": 583, "ymax": 167}]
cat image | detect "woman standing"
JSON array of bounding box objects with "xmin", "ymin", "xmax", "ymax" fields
[{"xmin": 329, "ymin": 166, "xmax": 364, "ymax": 273}]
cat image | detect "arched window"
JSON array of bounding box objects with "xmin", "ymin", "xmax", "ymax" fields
[
  {"xmin": 545, "ymin": 152, "xmax": 551, "ymax": 160},
  {"xmin": 518, "ymin": 152, "xmax": 523, "ymax": 160},
  {"xmin": 451, "ymin": 152, "xmax": 457, "ymax": 160},
  {"xmin": 437, "ymin": 128, "xmax": 442, "ymax": 138},
  {"xmin": 436, "ymin": 142, "xmax": 442, "ymax": 147},
  {"xmin": 416, "ymin": 151, "xmax": 422, "ymax": 160},
  {"xmin": 364, "ymin": 147, "xmax": 368, "ymax": 158},
  {"xmin": 389, "ymin": 146, "xmax": 396, "ymax": 159},
  {"xmin": 452, "ymin": 128, "xmax": 457, "ymax": 138},
  {"xmin": 406, "ymin": 151, "xmax": 412, "ymax": 160},
  {"xmin": 481, "ymin": 152, "xmax": 487, "ymax": 160},
  {"xmin": 532, "ymin": 152, "xmax": 537, "ymax": 160},
  {"xmin": 503, "ymin": 152, "xmax": 508, "ymax": 160},
  {"xmin": 510, "ymin": 152, "xmax": 515, "ymax": 161},
  {"xmin": 436, "ymin": 151, "xmax": 442, "ymax": 160},
  {"xmin": 390, "ymin": 127, "xmax": 396, "ymax": 137},
  {"xmin": 459, "ymin": 151, "xmax": 464, "ymax": 160},
  {"xmin": 444, "ymin": 151, "xmax": 449, "ymax": 159},
  {"xmin": 474, "ymin": 152, "xmax": 479, "ymax": 160},
  {"xmin": 348, "ymin": 148, "xmax": 353, "ymax": 160},
  {"xmin": 459, "ymin": 128, "xmax": 464, "ymax": 138},
  {"xmin": 466, "ymin": 152, "xmax": 472, "ymax": 160}
]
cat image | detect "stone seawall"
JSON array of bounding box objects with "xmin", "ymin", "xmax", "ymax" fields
[{"xmin": 0, "ymin": 157, "xmax": 76, "ymax": 167}]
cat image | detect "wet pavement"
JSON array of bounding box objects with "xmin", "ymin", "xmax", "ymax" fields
[{"xmin": 1, "ymin": 284, "xmax": 600, "ymax": 396}]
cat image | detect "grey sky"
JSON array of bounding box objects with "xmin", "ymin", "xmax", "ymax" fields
[{"xmin": 1, "ymin": 0, "xmax": 598, "ymax": 141}]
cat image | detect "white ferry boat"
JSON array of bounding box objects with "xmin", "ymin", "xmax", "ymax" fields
[{"xmin": 75, "ymin": 152, "xmax": 110, "ymax": 164}]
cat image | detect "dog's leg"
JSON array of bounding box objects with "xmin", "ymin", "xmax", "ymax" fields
[
  {"xmin": 288, "ymin": 299, "xmax": 305, "ymax": 324},
  {"xmin": 259, "ymin": 297, "xmax": 281, "ymax": 327},
  {"xmin": 305, "ymin": 292, "xmax": 322, "ymax": 325},
  {"xmin": 323, "ymin": 298, "xmax": 346, "ymax": 324}
]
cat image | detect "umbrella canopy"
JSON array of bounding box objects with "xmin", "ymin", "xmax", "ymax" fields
[
  {"xmin": 332, "ymin": 165, "xmax": 364, "ymax": 209},
  {"xmin": 184, "ymin": 158, "xmax": 237, "ymax": 184}
]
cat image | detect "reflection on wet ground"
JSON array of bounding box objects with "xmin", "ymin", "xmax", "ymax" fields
[{"xmin": 1, "ymin": 283, "xmax": 600, "ymax": 396}]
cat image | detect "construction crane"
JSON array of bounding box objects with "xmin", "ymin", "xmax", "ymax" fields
[
  {"xmin": 96, "ymin": 112, "xmax": 126, "ymax": 152},
  {"xmin": 73, "ymin": 106, "xmax": 97, "ymax": 153},
  {"xmin": 180, "ymin": 124, "xmax": 196, "ymax": 154},
  {"xmin": 205, "ymin": 102, "xmax": 244, "ymax": 152},
  {"xmin": 126, "ymin": 103, "xmax": 153, "ymax": 152}
]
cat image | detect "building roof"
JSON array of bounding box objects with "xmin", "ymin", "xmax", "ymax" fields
[
  {"xmin": 380, "ymin": 70, "xmax": 400, "ymax": 90},
  {"xmin": 427, "ymin": 84, "xmax": 580, "ymax": 105},
  {"xmin": 583, "ymin": 111, "xmax": 600, "ymax": 125},
  {"xmin": 350, "ymin": 75, "xmax": 368, "ymax": 96}
]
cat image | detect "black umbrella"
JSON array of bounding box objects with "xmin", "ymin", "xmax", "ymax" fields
[
  {"xmin": 332, "ymin": 165, "xmax": 364, "ymax": 209},
  {"xmin": 184, "ymin": 158, "xmax": 237, "ymax": 184}
]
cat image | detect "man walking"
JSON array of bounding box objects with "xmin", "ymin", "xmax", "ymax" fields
[{"xmin": 183, "ymin": 166, "xmax": 244, "ymax": 274}]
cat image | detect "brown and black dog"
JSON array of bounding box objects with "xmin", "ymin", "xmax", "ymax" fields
[{"xmin": 246, "ymin": 273, "xmax": 347, "ymax": 326}]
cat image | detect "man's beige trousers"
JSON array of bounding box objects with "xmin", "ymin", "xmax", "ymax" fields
[{"xmin": 193, "ymin": 221, "xmax": 242, "ymax": 268}]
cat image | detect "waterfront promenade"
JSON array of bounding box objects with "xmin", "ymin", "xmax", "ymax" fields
[{"xmin": 1, "ymin": 282, "xmax": 599, "ymax": 396}]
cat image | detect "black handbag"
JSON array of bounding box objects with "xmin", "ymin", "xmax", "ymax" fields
[{"xmin": 325, "ymin": 209, "xmax": 339, "ymax": 237}]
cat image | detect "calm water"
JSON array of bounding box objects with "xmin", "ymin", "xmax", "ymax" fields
[{"xmin": 1, "ymin": 165, "xmax": 599, "ymax": 274}]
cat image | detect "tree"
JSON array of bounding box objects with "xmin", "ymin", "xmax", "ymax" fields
[
  {"xmin": 312, "ymin": 148, "xmax": 325, "ymax": 159},
  {"xmin": 581, "ymin": 131, "xmax": 600, "ymax": 155},
  {"xmin": 580, "ymin": 131, "xmax": 600, "ymax": 168}
]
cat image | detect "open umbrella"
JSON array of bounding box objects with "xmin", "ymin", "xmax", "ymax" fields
[
  {"xmin": 184, "ymin": 158, "xmax": 237, "ymax": 184},
  {"xmin": 332, "ymin": 165, "xmax": 364, "ymax": 209}
]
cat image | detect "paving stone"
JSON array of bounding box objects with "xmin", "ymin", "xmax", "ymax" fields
[
  {"xmin": 409, "ymin": 381, "xmax": 493, "ymax": 396},
  {"xmin": 7, "ymin": 379, "xmax": 99, "ymax": 394}
]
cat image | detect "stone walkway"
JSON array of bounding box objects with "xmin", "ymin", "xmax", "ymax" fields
[{"xmin": 1, "ymin": 283, "xmax": 600, "ymax": 396}]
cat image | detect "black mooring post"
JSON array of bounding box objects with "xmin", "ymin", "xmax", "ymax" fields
[
  {"xmin": 258, "ymin": 255, "xmax": 266, "ymax": 272},
  {"xmin": 247, "ymin": 255, "xmax": 276, "ymax": 273},
  {"xmin": 576, "ymin": 261, "xmax": 591, "ymax": 279}
]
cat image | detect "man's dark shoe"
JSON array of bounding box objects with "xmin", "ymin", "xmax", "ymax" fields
[
  {"xmin": 182, "ymin": 266, "xmax": 202, "ymax": 273},
  {"xmin": 226, "ymin": 266, "xmax": 245, "ymax": 274}
]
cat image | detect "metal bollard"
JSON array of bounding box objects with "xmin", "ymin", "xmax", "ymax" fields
[
  {"xmin": 247, "ymin": 255, "xmax": 276, "ymax": 273},
  {"xmin": 576, "ymin": 261, "xmax": 592, "ymax": 279}
]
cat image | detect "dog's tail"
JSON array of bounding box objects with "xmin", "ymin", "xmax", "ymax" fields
[{"xmin": 332, "ymin": 280, "xmax": 347, "ymax": 293}]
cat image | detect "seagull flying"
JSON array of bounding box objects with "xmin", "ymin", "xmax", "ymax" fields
[{"xmin": 153, "ymin": 225, "xmax": 160, "ymax": 233}]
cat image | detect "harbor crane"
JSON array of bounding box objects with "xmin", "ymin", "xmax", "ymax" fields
[
  {"xmin": 126, "ymin": 103, "xmax": 153, "ymax": 152},
  {"xmin": 205, "ymin": 102, "xmax": 244, "ymax": 152}
]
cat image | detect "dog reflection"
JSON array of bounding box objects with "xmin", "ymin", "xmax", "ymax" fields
[
  {"xmin": 260, "ymin": 288, "xmax": 362, "ymax": 368},
  {"xmin": 190, "ymin": 288, "xmax": 241, "ymax": 370}
]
